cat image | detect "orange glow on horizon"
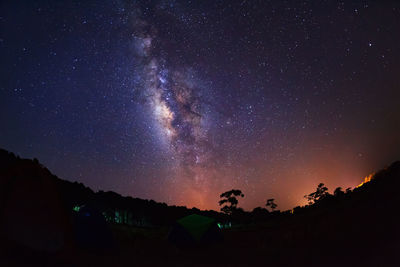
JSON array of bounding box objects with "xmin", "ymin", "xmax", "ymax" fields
[{"xmin": 356, "ymin": 173, "xmax": 374, "ymax": 188}]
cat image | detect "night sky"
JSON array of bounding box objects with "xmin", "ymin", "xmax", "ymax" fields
[{"xmin": 1, "ymin": 0, "xmax": 400, "ymax": 211}]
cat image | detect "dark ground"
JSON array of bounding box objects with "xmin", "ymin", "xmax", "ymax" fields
[{"xmin": 1, "ymin": 210, "xmax": 399, "ymax": 267}]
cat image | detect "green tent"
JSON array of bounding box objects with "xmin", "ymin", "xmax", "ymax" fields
[{"xmin": 168, "ymin": 214, "xmax": 222, "ymax": 247}]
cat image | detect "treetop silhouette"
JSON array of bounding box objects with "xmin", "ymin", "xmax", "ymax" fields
[
  {"xmin": 266, "ymin": 198, "xmax": 277, "ymax": 211},
  {"xmin": 219, "ymin": 189, "xmax": 244, "ymax": 215},
  {"xmin": 304, "ymin": 183, "xmax": 329, "ymax": 205}
]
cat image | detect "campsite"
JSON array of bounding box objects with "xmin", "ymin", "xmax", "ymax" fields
[{"xmin": 1, "ymin": 148, "xmax": 399, "ymax": 266}]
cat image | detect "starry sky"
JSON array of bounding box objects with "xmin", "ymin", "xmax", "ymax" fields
[{"xmin": 1, "ymin": 0, "xmax": 400, "ymax": 211}]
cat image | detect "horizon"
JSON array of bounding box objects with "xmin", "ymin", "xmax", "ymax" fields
[
  {"xmin": 1, "ymin": 0, "xmax": 400, "ymax": 211},
  {"xmin": 0, "ymin": 147, "xmax": 394, "ymax": 212},
  {"xmin": 0, "ymin": 146, "xmax": 388, "ymax": 213}
]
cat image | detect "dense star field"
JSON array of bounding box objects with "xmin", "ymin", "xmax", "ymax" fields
[{"xmin": 1, "ymin": 1, "xmax": 400, "ymax": 210}]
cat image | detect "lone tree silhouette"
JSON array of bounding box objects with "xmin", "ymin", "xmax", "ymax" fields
[
  {"xmin": 219, "ymin": 189, "xmax": 244, "ymax": 215},
  {"xmin": 304, "ymin": 183, "xmax": 329, "ymax": 205},
  {"xmin": 334, "ymin": 187, "xmax": 345, "ymax": 197},
  {"xmin": 266, "ymin": 198, "xmax": 277, "ymax": 211}
]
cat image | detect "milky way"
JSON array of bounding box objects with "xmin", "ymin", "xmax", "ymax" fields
[{"xmin": 129, "ymin": 14, "xmax": 219, "ymax": 206}]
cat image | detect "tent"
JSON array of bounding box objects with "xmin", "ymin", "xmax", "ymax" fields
[
  {"xmin": 72, "ymin": 204, "xmax": 114, "ymax": 250},
  {"xmin": 168, "ymin": 214, "xmax": 222, "ymax": 247}
]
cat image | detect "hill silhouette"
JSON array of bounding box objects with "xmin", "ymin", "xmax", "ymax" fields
[
  {"xmin": 1, "ymin": 147, "xmax": 399, "ymax": 266},
  {"xmin": 0, "ymin": 148, "xmax": 224, "ymax": 227}
]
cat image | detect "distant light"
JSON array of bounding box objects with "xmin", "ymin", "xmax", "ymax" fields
[
  {"xmin": 356, "ymin": 173, "xmax": 374, "ymax": 188},
  {"xmin": 72, "ymin": 205, "xmax": 81, "ymax": 212}
]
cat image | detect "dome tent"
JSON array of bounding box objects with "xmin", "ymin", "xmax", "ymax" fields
[{"xmin": 168, "ymin": 214, "xmax": 222, "ymax": 247}]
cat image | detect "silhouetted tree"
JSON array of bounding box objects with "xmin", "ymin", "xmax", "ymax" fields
[
  {"xmin": 266, "ymin": 198, "xmax": 277, "ymax": 211},
  {"xmin": 334, "ymin": 187, "xmax": 345, "ymax": 197},
  {"xmin": 219, "ymin": 189, "xmax": 244, "ymax": 215},
  {"xmin": 304, "ymin": 183, "xmax": 329, "ymax": 204}
]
